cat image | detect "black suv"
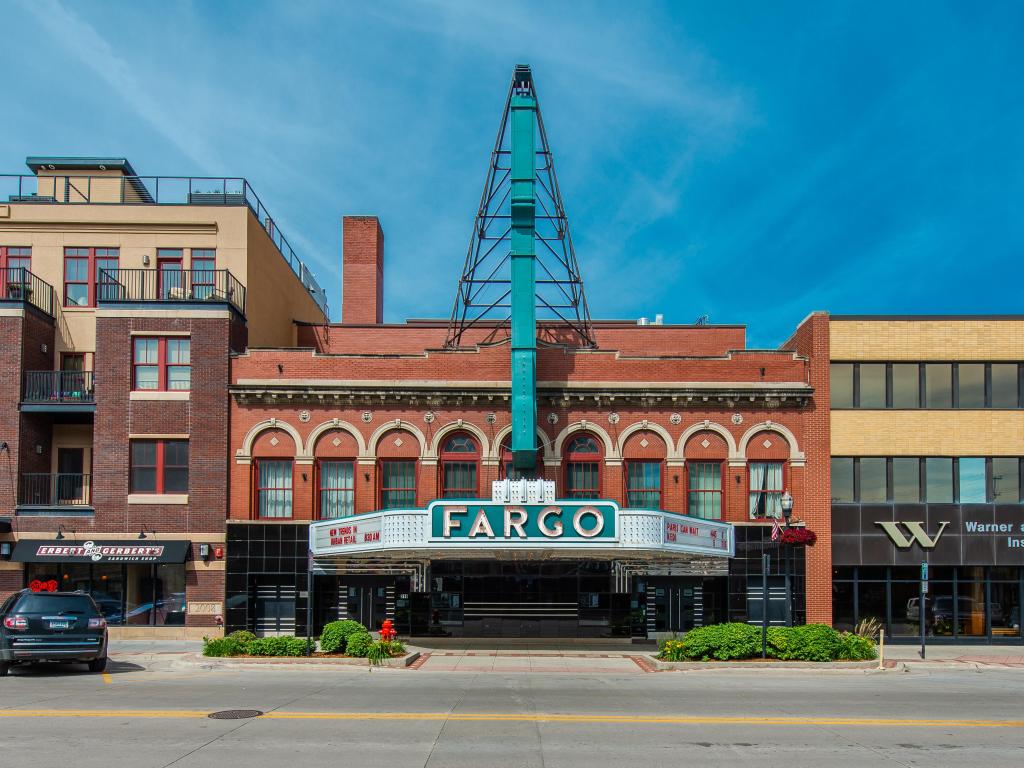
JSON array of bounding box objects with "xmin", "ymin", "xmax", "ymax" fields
[{"xmin": 0, "ymin": 590, "xmax": 109, "ymax": 676}]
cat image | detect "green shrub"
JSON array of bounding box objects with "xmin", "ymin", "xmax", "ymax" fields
[
  {"xmin": 837, "ymin": 631, "xmax": 877, "ymax": 661},
  {"xmin": 203, "ymin": 636, "xmax": 242, "ymax": 657},
  {"xmin": 367, "ymin": 640, "xmax": 391, "ymax": 665},
  {"xmin": 771, "ymin": 624, "xmax": 843, "ymax": 662},
  {"xmin": 345, "ymin": 630, "xmax": 374, "ymax": 658},
  {"xmin": 661, "ymin": 623, "xmax": 761, "ymax": 661},
  {"xmin": 227, "ymin": 630, "xmax": 256, "ymax": 646},
  {"xmin": 247, "ymin": 636, "xmax": 309, "ymax": 657},
  {"xmin": 320, "ymin": 620, "xmax": 368, "ymax": 654}
]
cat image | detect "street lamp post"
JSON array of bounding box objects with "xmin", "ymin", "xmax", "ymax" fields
[{"xmin": 780, "ymin": 491, "xmax": 794, "ymax": 627}]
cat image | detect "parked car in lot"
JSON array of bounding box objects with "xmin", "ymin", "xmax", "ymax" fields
[{"xmin": 0, "ymin": 590, "xmax": 108, "ymax": 676}]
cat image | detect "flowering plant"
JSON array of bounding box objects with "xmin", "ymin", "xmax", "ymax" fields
[{"xmin": 780, "ymin": 527, "xmax": 817, "ymax": 546}]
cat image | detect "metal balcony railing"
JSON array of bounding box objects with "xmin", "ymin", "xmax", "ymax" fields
[
  {"xmin": 0, "ymin": 173, "xmax": 328, "ymax": 315},
  {"xmin": 23, "ymin": 371, "xmax": 95, "ymax": 404},
  {"xmin": 98, "ymin": 268, "xmax": 246, "ymax": 314},
  {"xmin": 18, "ymin": 473, "xmax": 92, "ymax": 507},
  {"xmin": 0, "ymin": 267, "xmax": 55, "ymax": 317}
]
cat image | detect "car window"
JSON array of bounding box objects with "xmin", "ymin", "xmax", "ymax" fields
[{"xmin": 14, "ymin": 594, "xmax": 97, "ymax": 614}]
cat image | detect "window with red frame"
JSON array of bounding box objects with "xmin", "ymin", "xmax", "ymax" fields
[
  {"xmin": 63, "ymin": 247, "xmax": 119, "ymax": 307},
  {"xmin": 565, "ymin": 434, "xmax": 601, "ymax": 499},
  {"xmin": 626, "ymin": 461, "xmax": 662, "ymax": 509},
  {"xmin": 255, "ymin": 459, "xmax": 292, "ymax": 518},
  {"xmin": 379, "ymin": 460, "xmax": 416, "ymax": 509},
  {"xmin": 130, "ymin": 440, "xmax": 188, "ymax": 494},
  {"xmin": 687, "ymin": 461, "xmax": 722, "ymax": 519},
  {"xmin": 440, "ymin": 433, "xmax": 479, "ymax": 498},
  {"xmin": 748, "ymin": 461, "xmax": 784, "ymax": 519},
  {"xmin": 132, "ymin": 337, "xmax": 190, "ymax": 391},
  {"xmin": 1, "ymin": 246, "xmax": 31, "ymax": 273},
  {"xmin": 318, "ymin": 460, "xmax": 354, "ymax": 519},
  {"xmin": 191, "ymin": 249, "xmax": 216, "ymax": 300}
]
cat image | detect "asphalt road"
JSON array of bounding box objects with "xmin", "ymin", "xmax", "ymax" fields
[{"xmin": 1, "ymin": 659, "xmax": 1022, "ymax": 767}]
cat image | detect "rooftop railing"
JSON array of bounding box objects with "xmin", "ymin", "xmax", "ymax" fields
[
  {"xmin": 98, "ymin": 268, "xmax": 246, "ymax": 314},
  {"xmin": 0, "ymin": 267, "xmax": 56, "ymax": 316},
  {"xmin": 1, "ymin": 173, "xmax": 328, "ymax": 315}
]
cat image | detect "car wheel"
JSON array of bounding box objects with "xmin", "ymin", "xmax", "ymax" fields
[
  {"xmin": 0, "ymin": 662, "xmax": 10, "ymax": 677},
  {"xmin": 88, "ymin": 657, "xmax": 107, "ymax": 673}
]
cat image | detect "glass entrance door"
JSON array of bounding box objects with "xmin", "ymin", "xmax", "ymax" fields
[
  {"xmin": 649, "ymin": 579, "xmax": 702, "ymax": 633},
  {"xmin": 344, "ymin": 585, "xmax": 389, "ymax": 632}
]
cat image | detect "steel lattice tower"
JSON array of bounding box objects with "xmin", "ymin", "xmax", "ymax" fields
[{"xmin": 445, "ymin": 65, "xmax": 595, "ymax": 350}]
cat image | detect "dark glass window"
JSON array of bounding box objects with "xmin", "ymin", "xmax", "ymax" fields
[
  {"xmin": 626, "ymin": 461, "xmax": 662, "ymax": 509},
  {"xmin": 441, "ymin": 434, "xmax": 479, "ymax": 498},
  {"xmin": 318, "ymin": 460, "xmax": 354, "ymax": 519},
  {"xmin": 565, "ymin": 434, "xmax": 601, "ymax": 499},
  {"xmin": 891, "ymin": 364, "xmax": 920, "ymax": 408},
  {"xmin": 892, "ymin": 458, "xmax": 920, "ymax": 502},
  {"xmin": 991, "ymin": 364, "xmax": 1019, "ymax": 408},
  {"xmin": 129, "ymin": 441, "xmax": 157, "ymax": 493},
  {"xmin": 860, "ymin": 458, "xmax": 887, "ymax": 502},
  {"xmin": 992, "ymin": 458, "xmax": 1020, "ymax": 503},
  {"xmin": 686, "ymin": 462, "xmax": 721, "ymax": 518},
  {"xmin": 925, "ymin": 364, "xmax": 952, "ymax": 408},
  {"xmin": 859, "ymin": 364, "xmax": 886, "ymax": 408},
  {"xmin": 130, "ymin": 440, "xmax": 188, "ymax": 494},
  {"xmin": 831, "ymin": 458, "xmax": 853, "ymax": 503},
  {"xmin": 958, "ymin": 458, "xmax": 986, "ymax": 503},
  {"xmin": 925, "ymin": 457, "xmax": 953, "ymax": 503},
  {"xmin": 958, "ymin": 364, "xmax": 985, "ymax": 408},
  {"xmin": 380, "ymin": 460, "xmax": 416, "ymax": 509},
  {"xmin": 829, "ymin": 364, "xmax": 853, "ymax": 408}
]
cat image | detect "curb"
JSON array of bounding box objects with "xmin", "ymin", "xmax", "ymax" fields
[
  {"xmin": 185, "ymin": 651, "xmax": 421, "ymax": 669},
  {"xmin": 648, "ymin": 656, "xmax": 882, "ymax": 671}
]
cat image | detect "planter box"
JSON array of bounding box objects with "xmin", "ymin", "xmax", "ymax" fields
[{"xmin": 194, "ymin": 651, "xmax": 420, "ymax": 668}]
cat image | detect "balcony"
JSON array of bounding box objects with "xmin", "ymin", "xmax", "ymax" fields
[
  {"xmin": 0, "ymin": 267, "xmax": 55, "ymax": 317},
  {"xmin": 1, "ymin": 173, "xmax": 327, "ymax": 314},
  {"xmin": 99, "ymin": 268, "xmax": 246, "ymax": 315},
  {"xmin": 21, "ymin": 371, "xmax": 95, "ymax": 413},
  {"xmin": 17, "ymin": 473, "xmax": 93, "ymax": 516}
]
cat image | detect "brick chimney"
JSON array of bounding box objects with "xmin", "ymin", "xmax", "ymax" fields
[{"xmin": 342, "ymin": 216, "xmax": 384, "ymax": 324}]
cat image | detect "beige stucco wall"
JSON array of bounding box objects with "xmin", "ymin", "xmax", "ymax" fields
[
  {"xmin": 0, "ymin": 198, "xmax": 324, "ymax": 357},
  {"xmin": 830, "ymin": 319, "xmax": 1024, "ymax": 360},
  {"xmin": 831, "ymin": 410, "xmax": 1024, "ymax": 456}
]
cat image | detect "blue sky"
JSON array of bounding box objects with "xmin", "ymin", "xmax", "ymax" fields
[{"xmin": 2, "ymin": 1, "xmax": 1022, "ymax": 345}]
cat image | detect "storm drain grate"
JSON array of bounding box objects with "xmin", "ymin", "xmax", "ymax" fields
[{"xmin": 207, "ymin": 709, "xmax": 264, "ymax": 720}]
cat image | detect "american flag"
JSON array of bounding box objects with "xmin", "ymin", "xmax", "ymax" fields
[{"xmin": 771, "ymin": 516, "xmax": 782, "ymax": 541}]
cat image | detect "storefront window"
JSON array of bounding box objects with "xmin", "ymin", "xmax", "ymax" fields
[
  {"xmin": 958, "ymin": 364, "xmax": 986, "ymax": 408},
  {"xmin": 893, "ymin": 458, "xmax": 920, "ymax": 502},
  {"xmin": 889, "ymin": 579, "xmax": 921, "ymax": 636},
  {"xmin": 831, "ymin": 458, "xmax": 853, "ymax": 503},
  {"xmin": 958, "ymin": 571, "xmax": 986, "ymax": 637},
  {"xmin": 992, "ymin": 458, "xmax": 1021, "ymax": 503},
  {"xmin": 958, "ymin": 458, "xmax": 986, "ymax": 503},
  {"xmin": 92, "ymin": 563, "xmax": 124, "ymax": 622},
  {"xmin": 860, "ymin": 458, "xmax": 887, "ymax": 502},
  {"xmin": 892, "ymin": 364, "xmax": 920, "ymax": 408},
  {"xmin": 857, "ymin": 580, "xmax": 887, "ymax": 634},
  {"xmin": 925, "ymin": 457, "xmax": 953, "ymax": 503},
  {"xmin": 829, "ymin": 363, "xmax": 853, "ymax": 408},
  {"xmin": 991, "ymin": 364, "xmax": 1020, "ymax": 408},
  {"xmin": 62, "ymin": 563, "xmax": 91, "ymax": 593},
  {"xmin": 832, "ymin": 576, "xmax": 855, "ymax": 632},
  {"xmin": 926, "ymin": 581, "xmax": 955, "ymax": 637},
  {"xmin": 125, "ymin": 565, "xmax": 154, "ymax": 625},
  {"xmin": 925, "ymin": 363, "xmax": 953, "ymax": 408},
  {"xmin": 155, "ymin": 564, "xmax": 186, "ymax": 625},
  {"xmin": 990, "ymin": 578, "xmax": 1021, "ymax": 638}
]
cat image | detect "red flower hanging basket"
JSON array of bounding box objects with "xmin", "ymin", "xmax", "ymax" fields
[{"xmin": 780, "ymin": 527, "xmax": 817, "ymax": 546}]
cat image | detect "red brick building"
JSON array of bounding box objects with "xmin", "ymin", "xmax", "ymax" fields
[{"xmin": 225, "ymin": 217, "xmax": 833, "ymax": 638}]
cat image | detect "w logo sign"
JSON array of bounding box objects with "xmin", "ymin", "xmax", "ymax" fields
[{"xmin": 876, "ymin": 521, "xmax": 949, "ymax": 549}]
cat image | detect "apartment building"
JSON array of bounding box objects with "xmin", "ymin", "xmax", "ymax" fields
[{"xmin": 0, "ymin": 156, "xmax": 327, "ymax": 638}]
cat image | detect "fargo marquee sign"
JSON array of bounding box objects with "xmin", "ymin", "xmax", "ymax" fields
[{"xmin": 310, "ymin": 500, "xmax": 733, "ymax": 559}]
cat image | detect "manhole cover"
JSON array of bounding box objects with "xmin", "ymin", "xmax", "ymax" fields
[{"xmin": 207, "ymin": 709, "xmax": 264, "ymax": 720}]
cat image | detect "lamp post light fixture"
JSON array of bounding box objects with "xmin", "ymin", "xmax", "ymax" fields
[
  {"xmin": 55, "ymin": 524, "xmax": 74, "ymax": 541},
  {"xmin": 138, "ymin": 527, "xmax": 157, "ymax": 540},
  {"xmin": 780, "ymin": 490, "xmax": 794, "ymax": 627}
]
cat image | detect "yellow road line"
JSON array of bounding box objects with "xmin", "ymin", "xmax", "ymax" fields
[
  {"xmin": 0, "ymin": 710, "xmax": 1021, "ymax": 728},
  {"xmin": 101, "ymin": 672, "xmax": 112, "ymax": 685}
]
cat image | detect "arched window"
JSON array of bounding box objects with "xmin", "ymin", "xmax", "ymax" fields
[
  {"xmin": 500, "ymin": 436, "xmax": 543, "ymax": 480},
  {"xmin": 623, "ymin": 431, "xmax": 667, "ymax": 509},
  {"xmin": 684, "ymin": 431, "xmax": 728, "ymax": 520},
  {"xmin": 564, "ymin": 433, "xmax": 601, "ymax": 499},
  {"xmin": 440, "ymin": 433, "xmax": 479, "ymax": 498}
]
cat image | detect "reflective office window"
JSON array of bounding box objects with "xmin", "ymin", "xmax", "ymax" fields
[
  {"xmin": 892, "ymin": 458, "xmax": 920, "ymax": 502},
  {"xmin": 925, "ymin": 364, "xmax": 953, "ymax": 408},
  {"xmin": 992, "ymin": 458, "xmax": 1021, "ymax": 503},
  {"xmin": 991, "ymin": 364, "xmax": 1019, "ymax": 408},
  {"xmin": 891, "ymin": 364, "xmax": 920, "ymax": 408},
  {"xmin": 925, "ymin": 457, "xmax": 954, "ymax": 503},
  {"xmin": 859, "ymin": 364, "xmax": 886, "ymax": 408},
  {"xmin": 831, "ymin": 458, "xmax": 854, "ymax": 503},
  {"xmin": 830, "ymin": 364, "xmax": 854, "ymax": 408},
  {"xmin": 860, "ymin": 458, "xmax": 888, "ymax": 502},
  {"xmin": 958, "ymin": 458, "xmax": 986, "ymax": 503},
  {"xmin": 958, "ymin": 364, "xmax": 985, "ymax": 408}
]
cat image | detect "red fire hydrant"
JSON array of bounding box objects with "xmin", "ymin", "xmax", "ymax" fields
[{"xmin": 380, "ymin": 619, "xmax": 397, "ymax": 641}]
